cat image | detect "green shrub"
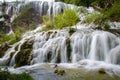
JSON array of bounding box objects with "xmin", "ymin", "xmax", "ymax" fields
[
  {"xmin": 85, "ymin": 11, "xmax": 103, "ymax": 23},
  {"xmin": 0, "ymin": 33, "xmax": 21, "ymax": 45},
  {"xmin": 0, "ymin": 71, "xmax": 33, "ymax": 80},
  {"xmin": 42, "ymin": 8, "xmax": 79, "ymax": 30},
  {"xmin": 104, "ymin": 0, "xmax": 120, "ymax": 21}
]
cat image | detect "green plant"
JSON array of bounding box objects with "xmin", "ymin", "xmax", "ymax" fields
[
  {"xmin": 85, "ymin": 11, "xmax": 103, "ymax": 23},
  {"xmin": 104, "ymin": 0, "xmax": 120, "ymax": 21},
  {"xmin": 0, "ymin": 70, "xmax": 33, "ymax": 80},
  {"xmin": 42, "ymin": 8, "xmax": 79, "ymax": 30}
]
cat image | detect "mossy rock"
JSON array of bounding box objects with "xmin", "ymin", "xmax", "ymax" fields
[
  {"xmin": 98, "ymin": 68, "xmax": 106, "ymax": 74},
  {"xmin": 0, "ymin": 70, "xmax": 33, "ymax": 80},
  {"xmin": 12, "ymin": 6, "xmax": 41, "ymax": 32},
  {"xmin": 15, "ymin": 49, "xmax": 32, "ymax": 68},
  {"xmin": 14, "ymin": 39, "xmax": 33, "ymax": 67},
  {"xmin": 21, "ymin": 39, "xmax": 33, "ymax": 49},
  {"xmin": 54, "ymin": 69, "xmax": 65, "ymax": 76},
  {"xmin": 0, "ymin": 43, "xmax": 10, "ymax": 58},
  {"xmin": 68, "ymin": 28, "xmax": 76, "ymax": 35}
]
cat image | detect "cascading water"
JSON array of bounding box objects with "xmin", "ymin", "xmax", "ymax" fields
[{"xmin": 1, "ymin": 0, "xmax": 120, "ymax": 80}]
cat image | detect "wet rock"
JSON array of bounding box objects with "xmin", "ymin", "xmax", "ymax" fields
[
  {"xmin": 0, "ymin": 43, "xmax": 10, "ymax": 58},
  {"xmin": 54, "ymin": 69, "xmax": 65, "ymax": 76},
  {"xmin": 0, "ymin": 14, "xmax": 11, "ymax": 34},
  {"xmin": 98, "ymin": 68, "xmax": 106, "ymax": 74}
]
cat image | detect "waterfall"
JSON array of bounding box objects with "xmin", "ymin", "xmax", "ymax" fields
[
  {"xmin": 31, "ymin": 30, "xmax": 69, "ymax": 64},
  {"xmin": 1, "ymin": 26, "xmax": 120, "ymax": 66},
  {"xmin": 0, "ymin": 1, "xmax": 120, "ymax": 79},
  {"xmin": 5, "ymin": 0, "xmax": 77, "ymax": 22}
]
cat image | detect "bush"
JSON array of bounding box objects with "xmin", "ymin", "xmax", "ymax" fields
[
  {"xmin": 42, "ymin": 8, "xmax": 79, "ymax": 30},
  {"xmin": 0, "ymin": 33, "xmax": 21, "ymax": 45},
  {"xmin": 85, "ymin": 11, "xmax": 103, "ymax": 23},
  {"xmin": 0, "ymin": 70, "xmax": 33, "ymax": 80},
  {"xmin": 104, "ymin": 0, "xmax": 120, "ymax": 21}
]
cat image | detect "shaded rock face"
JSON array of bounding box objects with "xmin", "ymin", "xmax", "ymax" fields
[
  {"xmin": 10, "ymin": 1, "xmax": 68, "ymax": 31},
  {"xmin": 0, "ymin": 14, "xmax": 11, "ymax": 34},
  {"xmin": 11, "ymin": 1, "xmax": 49, "ymax": 31},
  {"xmin": 0, "ymin": 43, "xmax": 10, "ymax": 58}
]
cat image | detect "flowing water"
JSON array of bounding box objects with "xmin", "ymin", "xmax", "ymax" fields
[{"xmin": 0, "ymin": 0, "xmax": 120, "ymax": 80}]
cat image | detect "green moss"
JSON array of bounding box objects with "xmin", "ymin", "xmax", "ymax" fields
[
  {"xmin": 98, "ymin": 68, "xmax": 106, "ymax": 74},
  {"xmin": 15, "ymin": 39, "xmax": 33, "ymax": 67},
  {"xmin": 54, "ymin": 69, "xmax": 65, "ymax": 75},
  {"xmin": 0, "ymin": 43, "xmax": 10, "ymax": 58},
  {"xmin": 15, "ymin": 49, "xmax": 32, "ymax": 67},
  {"xmin": 0, "ymin": 71, "xmax": 33, "ymax": 80},
  {"xmin": 0, "ymin": 33, "xmax": 21, "ymax": 45},
  {"xmin": 104, "ymin": 0, "xmax": 120, "ymax": 21},
  {"xmin": 61, "ymin": 68, "xmax": 120, "ymax": 80}
]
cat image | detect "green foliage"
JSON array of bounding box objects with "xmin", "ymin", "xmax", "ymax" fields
[
  {"xmin": 0, "ymin": 33, "xmax": 20, "ymax": 45},
  {"xmin": 85, "ymin": 10, "xmax": 111, "ymax": 30},
  {"xmin": 84, "ymin": 0, "xmax": 120, "ymax": 30},
  {"xmin": 57, "ymin": 0, "xmax": 114, "ymax": 8},
  {"xmin": 104, "ymin": 0, "xmax": 120, "ymax": 21},
  {"xmin": 0, "ymin": 43, "xmax": 10, "ymax": 58},
  {"xmin": 57, "ymin": 0, "xmax": 94, "ymax": 7},
  {"xmin": 85, "ymin": 12, "xmax": 103, "ymax": 23},
  {"xmin": 42, "ymin": 8, "xmax": 79, "ymax": 30},
  {"xmin": 0, "ymin": 70, "xmax": 33, "ymax": 80},
  {"xmin": 54, "ymin": 69, "xmax": 65, "ymax": 75}
]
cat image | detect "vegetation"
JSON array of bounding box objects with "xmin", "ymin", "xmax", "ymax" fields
[
  {"xmin": 15, "ymin": 39, "xmax": 33, "ymax": 67},
  {"xmin": 0, "ymin": 43, "xmax": 10, "ymax": 58},
  {"xmin": 42, "ymin": 8, "xmax": 79, "ymax": 30},
  {"xmin": 0, "ymin": 70, "xmax": 33, "ymax": 80},
  {"xmin": 0, "ymin": 33, "xmax": 21, "ymax": 45},
  {"xmin": 57, "ymin": 0, "xmax": 115, "ymax": 8},
  {"xmin": 61, "ymin": 68, "xmax": 120, "ymax": 80},
  {"xmin": 58, "ymin": 0, "xmax": 120, "ymax": 29},
  {"xmin": 12, "ymin": 6, "xmax": 41, "ymax": 33},
  {"xmin": 104, "ymin": 0, "xmax": 120, "ymax": 21},
  {"xmin": 54, "ymin": 69, "xmax": 65, "ymax": 75},
  {"xmin": 84, "ymin": 0, "xmax": 120, "ymax": 30}
]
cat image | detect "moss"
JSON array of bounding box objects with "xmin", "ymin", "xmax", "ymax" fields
[
  {"xmin": 54, "ymin": 69, "xmax": 65, "ymax": 75},
  {"xmin": 15, "ymin": 49, "xmax": 32, "ymax": 68},
  {"xmin": 14, "ymin": 39, "xmax": 33, "ymax": 67},
  {"xmin": 0, "ymin": 43, "xmax": 10, "ymax": 58},
  {"xmin": 98, "ymin": 68, "xmax": 106, "ymax": 74},
  {"xmin": 61, "ymin": 68, "xmax": 120, "ymax": 80},
  {"xmin": 15, "ymin": 44, "xmax": 19, "ymax": 51},
  {"xmin": 0, "ymin": 71, "xmax": 33, "ymax": 80}
]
